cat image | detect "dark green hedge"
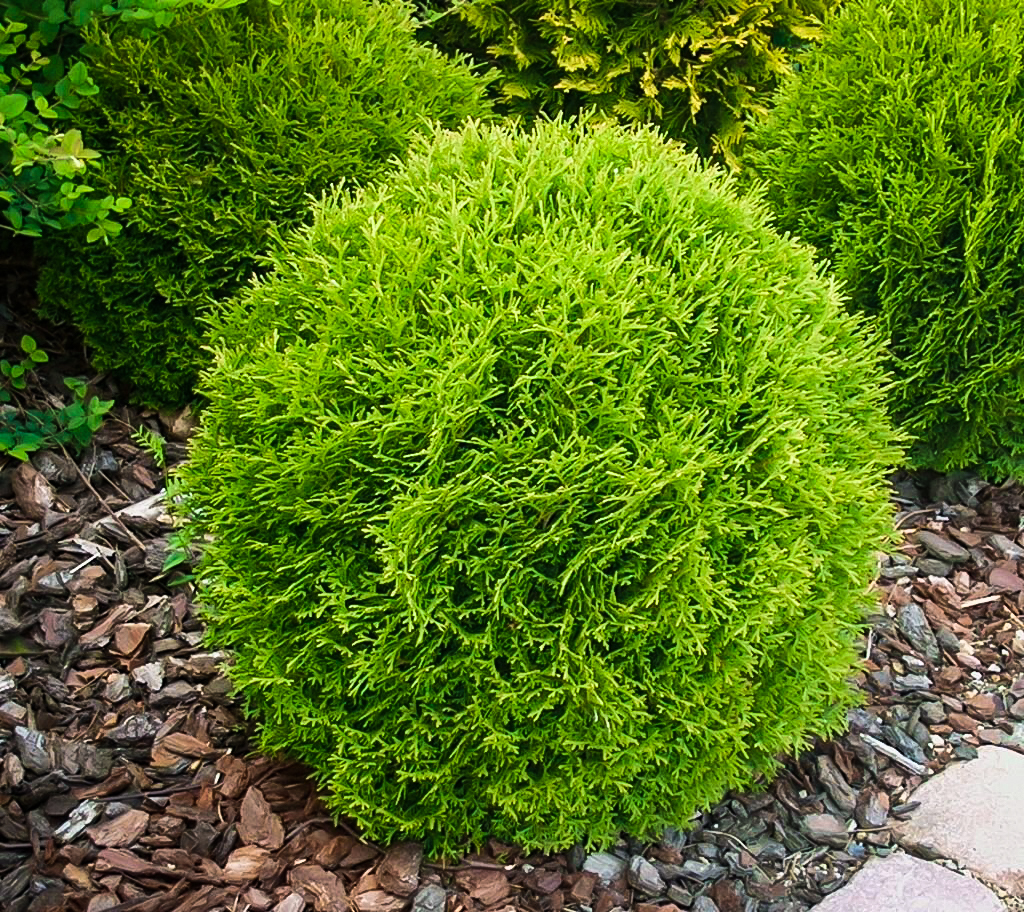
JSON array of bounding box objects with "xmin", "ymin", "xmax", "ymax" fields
[
  {"xmin": 181, "ymin": 119, "xmax": 900, "ymax": 853},
  {"xmin": 746, "ymin": 0, "xmax": 1024, "ymax": 476},
  {"xmin": 35, "ymin": 0, "xmax": 491, "ymax": 407}
]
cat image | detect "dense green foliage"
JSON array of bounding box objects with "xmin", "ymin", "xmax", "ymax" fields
[
  {"xmin": 34, "ymin": 0, "xmax": 491, "ymax": 406},
  {"xmin": 420, "ymin": 0, "xmax": 838, "ymax": 163},
  {"xmin": 182, "ymin": 119, "xmax": 900, "ymax": 853},
  {"xmin": 0, "ymin": 0, "xmax": 234, "ymax": 240},
  {"xmin": 746, "ymin": 0, "xmax": 1024, "ymax": 475}
]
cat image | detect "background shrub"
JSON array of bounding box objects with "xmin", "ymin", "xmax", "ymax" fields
[
  {"xmin": 34, "ymin": 0, "xmax": 491, "ymax": 406},
  {"xmin": 182, "ymin": 119, "xmax": 900, "ymax": 853},
  {"xmin": 419, "ymin": 0, "xmax": 838, "ymax": 163},
  {"xmin": 0, "ymin": 0, "xmax": 234, "ymax": 241},
  {"xmin": 745, "ymin": 0, "xmax": 1024, "ymax": 476}
]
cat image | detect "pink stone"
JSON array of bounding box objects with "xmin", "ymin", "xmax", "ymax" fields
[
  {"xmin": 814, "ymin": 852, "xmax": 1004, "ymax": 912},
  {"xmin": 895, "ymin": 746, "xmax": 1024, "ymax": 895}
]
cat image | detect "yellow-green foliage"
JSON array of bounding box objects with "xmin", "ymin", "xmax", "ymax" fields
[
  {"xmin": 34, "ymin": 0, "xmax": 491, "ymax": 407},
  {"xmin": 746, "ymin": 0, "xmax": 1024, "ymax": 475},
  {"xmin": 423, "ymin": 0, "xmax": 838, "ymax": 162},
  {"xmin": 182, "ymin": 119, "xmax": 900, "ymax": 854}
]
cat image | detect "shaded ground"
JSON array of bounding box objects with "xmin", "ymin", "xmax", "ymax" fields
[{"xmin": 2, "ymin": 280, "xmax": 1024, "ymax": 912}]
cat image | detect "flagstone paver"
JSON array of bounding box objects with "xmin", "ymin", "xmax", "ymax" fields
[
  {"xmin": 813, "ymin": 852, "xmax": 1005, "ymax": 912},
  {"xmin": 894, "ymin": 746, "xmax": 1024, "ymax": 896}
]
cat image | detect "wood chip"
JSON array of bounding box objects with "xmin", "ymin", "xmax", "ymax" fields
[
  {"xmin": 377, "ymin": 841, "xmax": 423, "ymax": 897},
  {"xmin": 87, "ymin": 808, "xmax": 150, "ymax": 848},
  {"xmin": 223, "ymin": 845, "xmax": 271, "ymax": 885},
  {"xmin": 454, "ymin": 869, "xmax": 509, "ymax": 906},
  {"xmin": 113, "ymin": 623, "xmax": 152, "ymax": 656},
  {"xmin": 238, "ymin": 786, "xmax": 285, "ymax": 850},
  {"xmin": 290, "ymin": 864, "xmax": 348, "ymax": 912},
  {"xmin": 12, "ymin": 463, "xmax": 55, "ymax": 520}
]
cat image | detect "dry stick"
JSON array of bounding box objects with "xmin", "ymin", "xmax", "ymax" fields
[
  {"xmin": 895, "ymin": 508, "xmax": 937, "ymax": 530},
  {"xmin": 961, "ymin": 595, "xmax": 1002, "ymax": 608},
  {"xmin": 423, "ymin": 860, "xmax": 511, "ymax": 872},
  {"xmin": 858, "ymin": 733, "xmax": 928, "ymax": 776},
  {"xmin": 62, "ymin": 444, "xmax": 147, "ymax": 551}
]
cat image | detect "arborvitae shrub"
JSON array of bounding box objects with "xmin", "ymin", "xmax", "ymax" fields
[
  {"xmin": 420, "ymin": 0, "xmax": 838, "ymax": 163},
  {"xmin": 33, "ymin": 0, "xmax": 491, "ymax": 407},
  {"xmin": 181, "ymin": 119, "xmax": 900, "ymax": 853},
  {"xmin": 745, "ymin": 0, "xmax": 1024, "ymax": 476}
]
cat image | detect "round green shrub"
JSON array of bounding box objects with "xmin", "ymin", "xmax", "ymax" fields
[
  {"xmin": 745, "ymin": 0, "xmax": 1024, "ymax": 476},
  {"xmin": 182, "ymin": 119, "xmax": 900, "ymax": 853},
  {"xmin": 34, "ymin": 0, "xmax": 492, "ymax": 407}
]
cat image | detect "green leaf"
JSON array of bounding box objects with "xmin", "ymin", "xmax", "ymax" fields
[{"xmin": 0, "ymin": 93, "xmax": 29, "ymax": 120}]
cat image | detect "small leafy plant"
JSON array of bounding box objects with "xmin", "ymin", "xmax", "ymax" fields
[
  {"xmin": 1, "ymin": 0, "xmax": 243, "ymax": 239},
  {"xmin": 0, "ymin": 334, "xmax": 113, "ymax": 459},
  {"xmin": 0, "ymin": 333, "xmax": 47, "ymax": 389}
]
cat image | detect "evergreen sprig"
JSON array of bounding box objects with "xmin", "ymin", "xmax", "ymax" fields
[
  {"xmin": 746, "ymin": 0, "xmax": 1024, "ymax": 476},
  {"xmin": 182, "ymin": 119, "xmax": 901, "ymax": 854},
  {"xmin": 34, "ymin": 0, "xmax": 493, "ymax": 406},
  {"xmin": 420, "ymin": 0, "xmax": 838, "ymax": 164}
]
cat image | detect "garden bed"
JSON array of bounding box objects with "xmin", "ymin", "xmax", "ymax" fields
[{"xmin": 2, "ymin": 307, "xmax": 1023, "ymax": 912}]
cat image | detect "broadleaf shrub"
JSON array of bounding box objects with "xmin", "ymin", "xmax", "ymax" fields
[
  {"xmin": 182, "ymin": 119, "xmax": 901, "ymax": 854},
  {"xmin": 34, "ymin": 0, "xmax": 492, "ymax": 406},
  {"xmin": 420, "ymin": 0, "xmax": 838, "ymax": 163},
  {"xmin": 0, "ymin": 0, "xmax": 240, "ymax": 241},
  {"xmin": 745, "ymin": 0, "xmax": 1024, "ymax": 476}
]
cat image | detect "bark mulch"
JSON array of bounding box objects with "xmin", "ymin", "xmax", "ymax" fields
[{"xmin": 3, "ymin": 310, "xmax": 1024, "ymax": 912}]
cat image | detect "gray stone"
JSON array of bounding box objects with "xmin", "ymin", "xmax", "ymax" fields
[
  {"xmin": 855, "ymin": 791, "xmax": 888, "ymax": 829},
  {"xmin": 896, "ymin": 746, "xmax": 1024, "ymax": 894},
  {"xmin": 131, "ymin": 662, "xmax": 164, "ymax": 692},
  {"xmin": 897, "ymin": 602, "xmax": 940, "ymax": 662},
  {"xmin": 680, "ymin": 858, "xmax": 727, "ymax": 882},
  {"xmin": 935, "ymin": 627, "xmax": 961, "ymax": 655},
  {"xmin": 692, "ymin": 898, "xmax": 720, "ymax": 912},
  {"xmin": 667, "ymin": 884, "xmax": 695, "ymax": 905},
  {"xmin": 988, "ymin": 533, "xmax": 1024, "ymax": 561},
  {"xmin": 915, "ymin": 557, "xmax": 953, "ymax": 577},
  {"xmin": 54, "ymin": 799, "xmax": 103, "ymax": 842},
  {"xmin": 105, "ymin": 713, "xmax": 159, "ymax": 745},
  {"xmin": 848, "ymin": 709, "xmax": 883, "ymax": 737},
  {"xmin": 919, "ymin": 702, "xmax": 946, "ymax": 725},
  {"xmin": 582, "ymin": 852, "xmax": 626, "ymax": 885},
  {"xmin": 881, "ymin": 724, "xmax": 927, "ymax": 764},
  {"xmin": 879, "ymin": 564, "xmax": 919, "ymax": 580},
  {"xmin": 103, "ymin": 674, "xmax": 132, "ymax": 703},
  {"xmin": 893, "ymin": 674, "xmax": 932, "ymax": 693},
  {"xmin": 817, "ymin": 756, "xmax": 857, "ymax": 814},
  {"xmin": 662, "ymin": 826, "xmax": 690, "ymax": 852},
  {"xmin": 754, "ymin": 840, "xmax": 787, "ymax": 864},
  {"xmin": 14, "ymin": 726, "xmax": 50, "ymax": 774},
  {"xmin": 813, "ymin": 852, "xmax": 1004, "ymax": 911},
  {"xmin": 916, "ymin": 531, "xmax": 970, "ymax": 564},
  {"xmin": 412, "ymin": 884, "xmax": 446, "ymax": 912},
  {"xmin": 151, "ymin": 680, "xmax": 198, "ymax": 707},
  {"xmin": 627, "ymin": 856, "xmax": 665, "ymax": 896}
]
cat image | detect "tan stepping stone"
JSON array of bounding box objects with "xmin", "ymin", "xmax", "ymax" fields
[
  {"xmin": 895, "ymin": 746, "xmax": 1024, "ymax": 895},
  {"xmin": 814, "ymin": 852, "xmax": 1004, "ymax": 912}
]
